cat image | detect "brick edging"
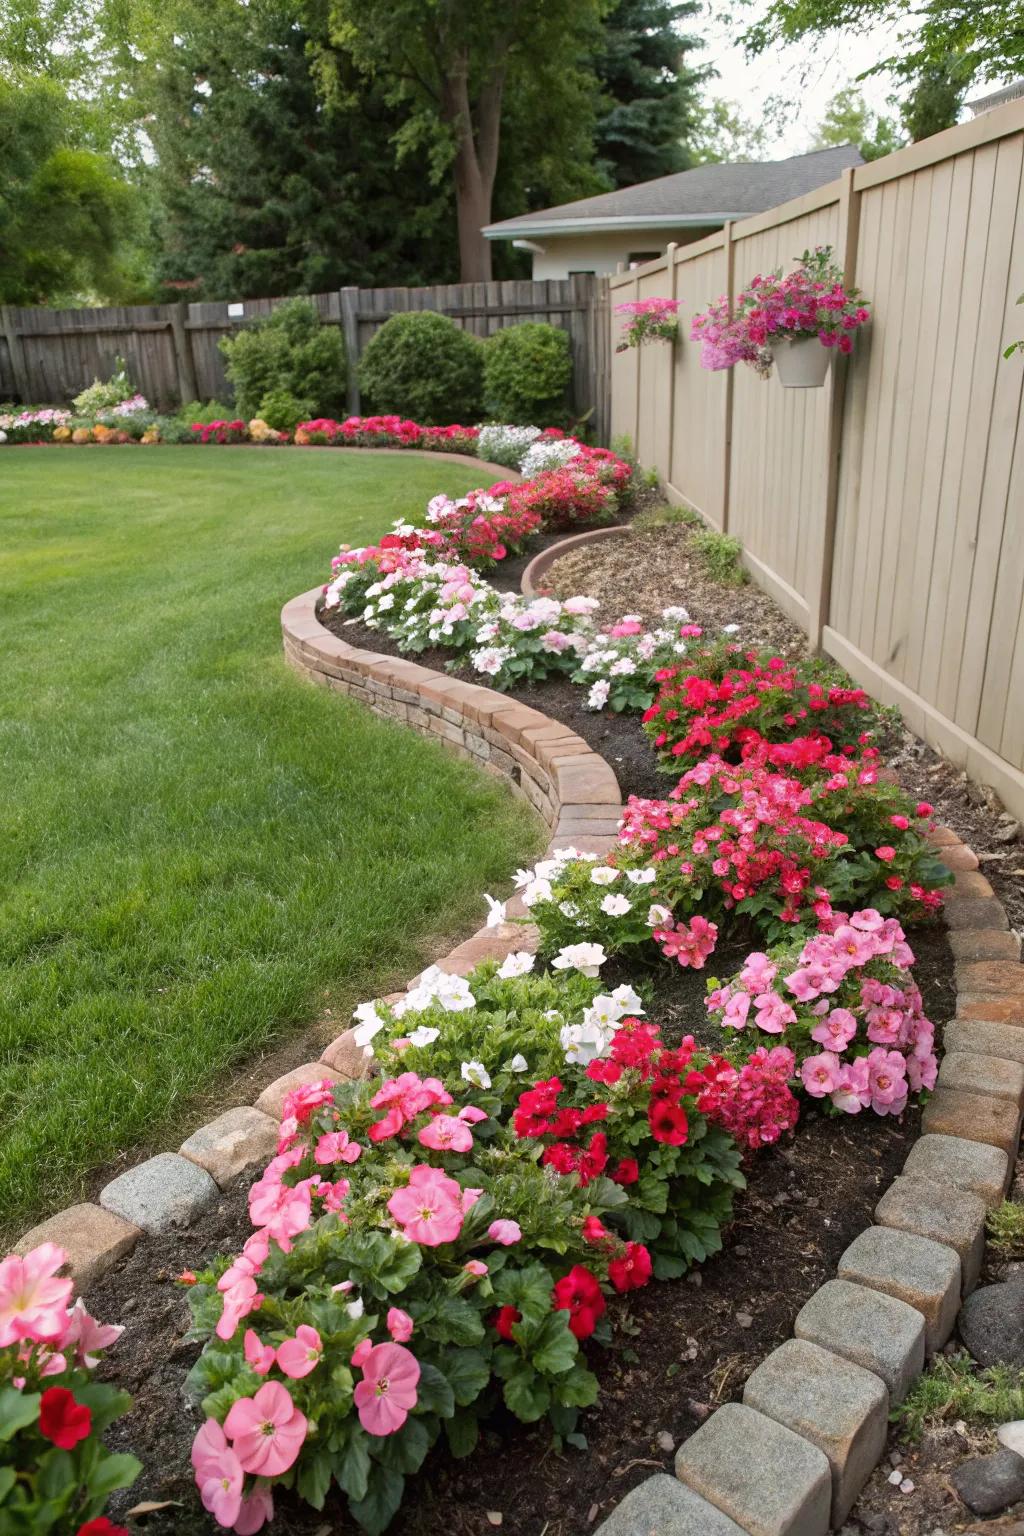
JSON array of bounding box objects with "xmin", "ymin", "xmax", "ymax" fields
[
  {"xmin": 521, "ymin": 523, "xmax": 630, "ymax": 597},
  {"xmin": 12, "ymin": 585, "xmax": 623, "ymax": 1283},
  {"xmin": 599, "ymin": 828, "xmax": 1024, "ymax": 1536}
]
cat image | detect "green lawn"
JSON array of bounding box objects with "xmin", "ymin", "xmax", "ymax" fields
[{"xmin": 0, "ymin": 447, "xmax": 542, "ymax": 1242}]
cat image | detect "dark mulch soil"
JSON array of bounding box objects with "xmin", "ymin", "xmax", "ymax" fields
[{"xmin": 93, "ymin": 923, "xmax": 952, "ymax": 1536}]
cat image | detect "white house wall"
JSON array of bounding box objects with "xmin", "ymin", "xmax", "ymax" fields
[{"xmin": 528, "ymin": 227, "xmax": 718, "ymax": 279}]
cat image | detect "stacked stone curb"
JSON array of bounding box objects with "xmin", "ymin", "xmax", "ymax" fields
[
  {"xmin": 11, "ymin": 550, "xmax": 1024, "ymax": 1536},
  {"xmin": 521, "ymin": 522, "xmax": 631, "ymax": 598},
  {"xmin": 595, "ymin": 822, "xmax": 1024, "ymax": 1536}
]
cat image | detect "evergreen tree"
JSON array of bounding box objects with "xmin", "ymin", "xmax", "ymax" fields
[
  {"xmin": 811, "ymin": 85, "xmax": 904, "ymax": 160},
  {"xmin": 592, "ymin": 0, "xmax": 707, "ymax": 186}
]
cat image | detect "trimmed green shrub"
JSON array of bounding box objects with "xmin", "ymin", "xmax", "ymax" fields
[
  {"xmin": 220, "ymin": 297, "xmax": 346, "ymax": 420},
  {"xmin": 256, "ymin": 388, "xmax": 314, "ymax": 433},
  {"xmin": 483, "ymin": 322, "xmax": 572, "ymax": 424},
  {"xmin": 176, "ymin": 399, "xmax": 235, "ymax": 425},
  {"xmin": 357, "ymin": 311, "xmax": 484, "ymax": 424}
]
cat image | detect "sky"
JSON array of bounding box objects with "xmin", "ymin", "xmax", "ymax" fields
[{"xmin": 695, "ymin": 2, "xmax": 910, "ymax": 154}]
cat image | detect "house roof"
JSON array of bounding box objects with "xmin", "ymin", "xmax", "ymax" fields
[{"xmin": 483, "ymin": 144, "xmax": 864, "ymax": 240}]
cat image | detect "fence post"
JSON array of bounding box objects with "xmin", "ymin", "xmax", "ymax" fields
[
  {"xmin": 721, "ymin": 222, "xmax": 735, "ymax": 534},
  {"xmin": 808, "ymin": 167, "xmax": 861, "ymax": 652},
  {"xmin": 0, "ymin": 306, "xmax": 31, "ymax": 404},
  {"xmin": 664, "ymin": 244, "xmax": 678, "ymax": 489},
  {"xmin": 169, "ymin": 303, "xmax": 198, "ymax": 408},
  {"xmin": 339, "ymin": 287, "xmax": 361, "ymax": 415}
]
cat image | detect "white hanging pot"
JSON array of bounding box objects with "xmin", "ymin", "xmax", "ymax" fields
[{"xmin": 773, "ymin": 335, "xmax": 832, "ymax": 389}]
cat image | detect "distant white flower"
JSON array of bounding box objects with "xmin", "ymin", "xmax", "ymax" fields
[
  {"xmin": 563, "ymin": 595, "xmax": 601, "ymax": 615},
  {"xmin": 461, "ymin": 1059, "xmax": 491, "ymax": 1089},
  {"xmin": 587, "ymin": 679, "xmax": 611, "ymax": 710},
  {"xmin": 722, "ymin": 623, "xmax": 740, "ymax": 634},
  {"xmin": 601, "ymin": 893, "xmax": 632, "ymax": 916},
  {"xmin": 352, "ymin": 1000, "xmax": 386, "ymax": 1048},
  {"xmin": 484, "ymin": 894, "xmax": 507, "ymax": 928},
  {"xmin": 662, "ymin": 605, "xmax": 691, "ymax": 622},
  {"xmin": 408, "ymin": 1025, "xmax": 440, "ymax": 1048},
  {"xmin": 610, "ymin": 657, "xmax": 636, "ymax": 676},
  {"xmin": 590, "ymin": 866, "xmax": 619, "ymax": 886},
  {"xmin": 497, "ymin": 951, "xmax": 535, "ymax": 979},
  {"xmin": 508, "ymin": 1053, "xmax": 529, "ymax": 1073},
  {"xmin": 584, "ymin": 995, "xmax": 626, "ymax": 1029},
  {"xmin": 551, "ymin": 942, "xmax": 607, "ymax": 977},
  {"xmin": 346, "ymin": 1297, "xmax": 364, "ymax": 1319},
  {"xmin": 558, "ymin": 901, "xmax": 580, "ymax": 918},
  {"xmin": 626, "ymin": 867, "xmax": 656, "ymax": 885},
  {"xmin": 647, "ymin": 904, "xmax": 673, "ymax": 928},
  {"xmin": 522, "ymin": 878, "xmax": 553, "ymax": 907}
]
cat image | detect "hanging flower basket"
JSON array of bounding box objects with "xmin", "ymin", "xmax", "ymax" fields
[
  {"xmin": 690, "ymin": 246, "xmax": 870, "ymax": 386},
  {"xmin": 614, "ymin": 298, "xmax": 681, "ymax": 352}
]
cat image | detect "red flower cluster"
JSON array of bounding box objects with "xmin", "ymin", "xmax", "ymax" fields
[
  {"xmin": 642, "ymin": 650, "xmax": 872, "ymax": 768},
  {"xmin": 695, "ymin": 1046, "xmax": 800, "ymax": 1150},
  {"xmin": 424, "ymin": 495, "xmax": 542, "ymax": 568},
  {"xmin": 505, "ymin": 462, "xmax": 619, "ymax": 532},
  {"xmin": 190, "ymin": 418, "xmax": 248, "ymax": 445},
  {"xmin": 294, "ymin": 416, "xmax": 479, "ymax": 454},
  {"xmin": 551, "ymin": 1265, "xmax": 606, "ymax": 1339}
]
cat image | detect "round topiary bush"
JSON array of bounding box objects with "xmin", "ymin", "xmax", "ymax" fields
[
  {"xmin": 357, "ymin": 311, "xmax": 484, "ymax": 425},
  {"xmin": 219, "ymin": 297, "xmax": 346, "ymax": 421},
  {"xmin": 483, "ymin": 322, "xmax": 572, "ymax": 424}
]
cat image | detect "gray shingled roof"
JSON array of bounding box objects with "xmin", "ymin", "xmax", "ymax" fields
[{"xmin": 484, "ymin": 144, "xmax": 863, "ymax": 237}]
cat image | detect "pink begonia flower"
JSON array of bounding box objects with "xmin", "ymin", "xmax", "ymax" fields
[
  {"xmin": 461, "ymin": 1187, "xmax": 483, "ymax": 1212},
  {"xmin": 280, "ymin": 1079, "xmax": 337, "ymax": 1125},
  {"xmin": 458, "ymin": 1105, "xmax": 488, "ymax": 1124},
  {"xmin": 753, "ymin": 993, "xmax": 797, "ymax": 1034},
  {"xmin": 721, "ymin": 990, "xmax": 750, "ymax": 1030},
  {"xmin": 216, "ymin": 1277, "xmax": 263, "ymax": 1341},
  {"xmin": 247, "ymin": 1175, "xmax": 313, "ymax": 1251},
  {"xmin": 387, "ymin": 1307, "xmax": 414, "ymax": 1342},
  {"xmin": 353, "ymin": 1342, "xmax": 421, "ymax": 1436},
  {"xmin": 367, "ymin": 1105, "xmax": 405, "ymax": 1142},
  {"xmin": 63, "ymin": 1298, "xmax": 123, "ymax": 1368},
  {"xmin": 388, "ymin": 1164, "xmax": 465, "ymax": 1245},
  {"xmin": 488, "ymin": 1220, "xmax": 522, "ymax": 1246},
  {"xmin": 739, "ymin": 952, "xmax": 777, "ymax": 990},
  {"xmin": 199, "ymin": 1441, "xmax": 244, "ymax": 1527},
  {"xmin": 784, "ymin": 967, "xmax": 823, "ymax": 1002},
  {"xmin": 800, "ymin": 1051, "xmax": 842, "ymax": 1097},
  {"xmin": 314, "ymin": 1130, "xmax": 361, "ymax": 1166},
  {"xmin": 463, "ymin": 1260, "xmax": 488, "ymax": 1277},
  {"xmin": 224, "ymin": 1381, "xmax": 308, "ymax": 1476},
  {"xmin": 849, "ymin": 908, "xmax": 884, "ymax": 931},
  {"xmin": 866, "ymin": 1007, "xmax": 903, "ymax": 1044},
  {"xmin": 907, "ymin": 1050, "xmax": 938, "ymax": 1092},
  {"xmin": 874, "ymin": 846, "xmax": 896, "ymax": 863},
  {"xmin": 244, "ymin": 1330, "xmax": 276, "ymax": 1376},
  {"xmin": 193, "ymin": 1416, "xmax": 231, "ymax": 1479},
  {"xmin": 831, "ymin": 1056, "xmax": 871, "ymax": 1114},
  {"xmin": 276, "ymin": 1324, "xmax": 322, "ymax": 1379},
  {"xmin": 831, "ymin": 925, "xmax": 876, "ymax": 966},
  {"xmin": 867, "ymin": 1047, "xmax": 908, "ymax": 1115},
  {"xmin": 0, "ymin": 1243, "xmax": 73, "ymax": 1347},
  {"xmin": 233, "ymin": 1482, "xmax": 274, "ymax": 1535},
  {"xmin": 810, "ymin": 1008, "xmax": 858, "ymax": 1051},
  {"xmin": 418, "ymin": 1114, "xmax": 474, "ymax": 1153}
]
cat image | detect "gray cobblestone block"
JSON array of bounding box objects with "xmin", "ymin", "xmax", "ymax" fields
[
  {"xmin": 902, "ymin": 1133, "xmax": 1010, "ymax": 1207},
  {"xmin": 594, "ymin": 1475, "xmax": 747, "ymax": 1536},
  {"xmin": 875, "ymin": 1175, "xmax": 986, "ymax": 1292},
  {"xmin": 742, "ymin": 1338, "xmax": 888, "ymax": 1524},
  {"xmin": 99, "ymin": 1153, "xmax": 219, "ymax": 1235},
  {"xmin": 936, "ymin": 1051, "xmax": 1024, "ymax": 1105},
  {"xmin": 675, "ymin": 1402, "xmax": 831, "ymax": 1536},
  {"xmin": 837, "ymin": 1225, "xmax": 961, "ymax": 1352},
  {"xmin": 794, "ymin": 1279, "xmax": 925, "ymax": 1402}
]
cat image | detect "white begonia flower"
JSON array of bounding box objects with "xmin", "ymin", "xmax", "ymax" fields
[
  {"xmin": 584, "ymin": 995, "xmax": 627, "ymax": 1029},
  {"xmin": 377, "ymin": 593, "xmax": 395, "ymax": 611},
  {"xmin": 587, "ymin": 680, "xmax": 611, "ymax": 710},
  {"xmin": 626, "ymin": 867, "xmax": 657, "ymax": 885},
  {"xmin": 560, "ymin": 1019, "xmax": 612, "ymax": 1066},
  {"xmin": 346, "ymin": 1297, "xmax": 365, "ymax": 1319},
  {"xmin": 610, "ymin": 657, "xmax": 637, "ymax": 676},
  {"xmin": 610, "ymin": 983, "xmax": 645, "ymax": 1014},
  {"xmin": 436, "ymin": 976, "xmax": 476, "ymax": 1012},
  {"xmin": 352, "ymin": 1001, "xmax": 386, "ymax": 1048},
  {"xmin": 497, "ymin": 951, "xmax": 535, "ymax": 979},
  {"xmin": 408, "ymin": 1025, "xmax": 441, "ymax": 1048},
  {"xmin": 508, "ymin": 1053, "xmax": 529, "ymax": 1073},
  {"xmin": 601, "ymin": 893, "xmax": 632, "ymax": 916},
  {"xmin": 483, "ymin": 894, "xmax": 507, "ymax": 929},
  {"xmin": 461, "ymin": 1059, "xmax": 491, "ymax": 1089},
  {"xmin": 661, "ymin": 605, "xmax": 691, "ymax": 622},
  {"xmin": 590, "ymin": 866, "xmax": 619, "ymax": 886},
  {"xmin": 722, "ymin": 623, "xmax": 740, "ymax": 634},
  {"xmin": 551, "ymin": 942, "xmax": 607, "ymax": 977},
  {"xmin": 647, "ymin": 903, "xmax": 673, "ymax": 928},
  {"xmin": 522, "ymin": 878, "xmax": 553, "ymax": 908}
]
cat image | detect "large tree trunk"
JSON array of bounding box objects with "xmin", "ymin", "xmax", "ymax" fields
[{"xmin": 442, "ymin": 52, "xmax": 505, "ymax": 282}]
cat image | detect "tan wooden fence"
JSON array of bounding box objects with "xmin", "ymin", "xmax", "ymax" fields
[
  {"xmin": 0, "ymin": 275, "xmax": 611, "ymax": 438},
  {"xmin": 610, "ymin": 96, "xmax": 1024, "ymax": 822}
]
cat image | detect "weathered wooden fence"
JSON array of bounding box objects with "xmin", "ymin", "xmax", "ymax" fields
[
  {"xmin": 0, "ymin": 275, "xmax": 611, "ymax": 438},
  {"xmin": 610, "ymin": 95, "xmax": 1024, "ymax": 821}
]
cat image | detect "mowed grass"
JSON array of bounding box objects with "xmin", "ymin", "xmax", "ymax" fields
[{"xmin": 0, "ymin": 447, "xmax": 542, "ymax": 1241}]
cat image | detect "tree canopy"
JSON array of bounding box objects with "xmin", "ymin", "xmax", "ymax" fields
[
  {"xmin": 591, "ymin": 0, "xmax": 707, "ymax": 186},
  {"xmin": 811, "ymin": 85, "xmax": 904, "ymax": 159}
]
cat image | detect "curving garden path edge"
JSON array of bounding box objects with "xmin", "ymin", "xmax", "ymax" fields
[{"xmin": 12, "ymin": 571, "xmax": 1024, "ymax": 1536}]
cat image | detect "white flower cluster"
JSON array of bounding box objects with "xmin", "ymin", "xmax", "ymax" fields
[
  {"xmin": 519, "ymin": 436, "xmax": 581, "ymax": 479},
  {"xmin": 425, "ymin": 489, "xmax": 505, "ymax": 524},
  {"xmin": 513, "ymin": 845, "xmax": 600, "ymax": 910},
  {"xmin": 574, "ymin": 607, "xmax": 695, "ymax": 711},
  {"xmin": 476, "ymin": 424, "xmax": 543, "ymax": 471},
  {"xmin": 351, "ymin": 964, "xmax": 476, "ymax": 1050}
]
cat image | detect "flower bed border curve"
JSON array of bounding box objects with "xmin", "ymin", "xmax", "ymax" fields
[{"xmin": 520, "ymin": 523, "xmax": 630, "ymax": 597}]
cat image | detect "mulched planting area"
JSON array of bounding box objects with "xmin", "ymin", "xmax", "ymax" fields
[{"xmin": 93, "ymin": 922, "xmax": 952, "ymax": 1536}]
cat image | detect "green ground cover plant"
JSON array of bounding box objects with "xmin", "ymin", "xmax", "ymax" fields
[{"xmin": 0, "ymin": 447, "xmax": 542, "ymax": 1242}]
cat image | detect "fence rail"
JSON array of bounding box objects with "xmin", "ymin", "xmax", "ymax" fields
[
  {"xmin": 0, "ymin": 275, "xmax": 611, "ymax": 440},
  {"xmin": 609, "ymin": 95, "xmax": 1024, "ymax": 822}
]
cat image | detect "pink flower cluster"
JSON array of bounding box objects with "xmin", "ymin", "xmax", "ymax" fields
[
  {"xmin": 615, "ymin": 297, "xmax": 681, "ymax": 350},
  {"xmin": 706, "ymin": 908, "xmax": 937, "ymax": 1117},
  {"xmin": 0, "ymin": 1242, "xmax": 122, "ymax": 1379},
  {"xmin": 294, "ymin": 416, "xmax": 479, "ymax": 453},
  {"xmin": 696, "ymin": 1046, "xmax": 800, "ymax": 1149}
]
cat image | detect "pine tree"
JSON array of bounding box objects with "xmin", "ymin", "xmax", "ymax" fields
[{"xmin": 592, "ymin": 0, "xmax": 707, "ymax": 187}]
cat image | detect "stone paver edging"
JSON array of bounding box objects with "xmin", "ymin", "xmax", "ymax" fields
[
  {"xmin": 521, "ymin": 522, "xmax": 630, "ymax": 598},
  {"xmin": 12, "ymin": 564, "xmax": 1024, "ymax": 1536}
]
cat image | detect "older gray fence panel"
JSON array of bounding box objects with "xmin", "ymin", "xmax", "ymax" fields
[{"xmin": 1, "ymin": 278, "xmax": 609, "ymax": 439}]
